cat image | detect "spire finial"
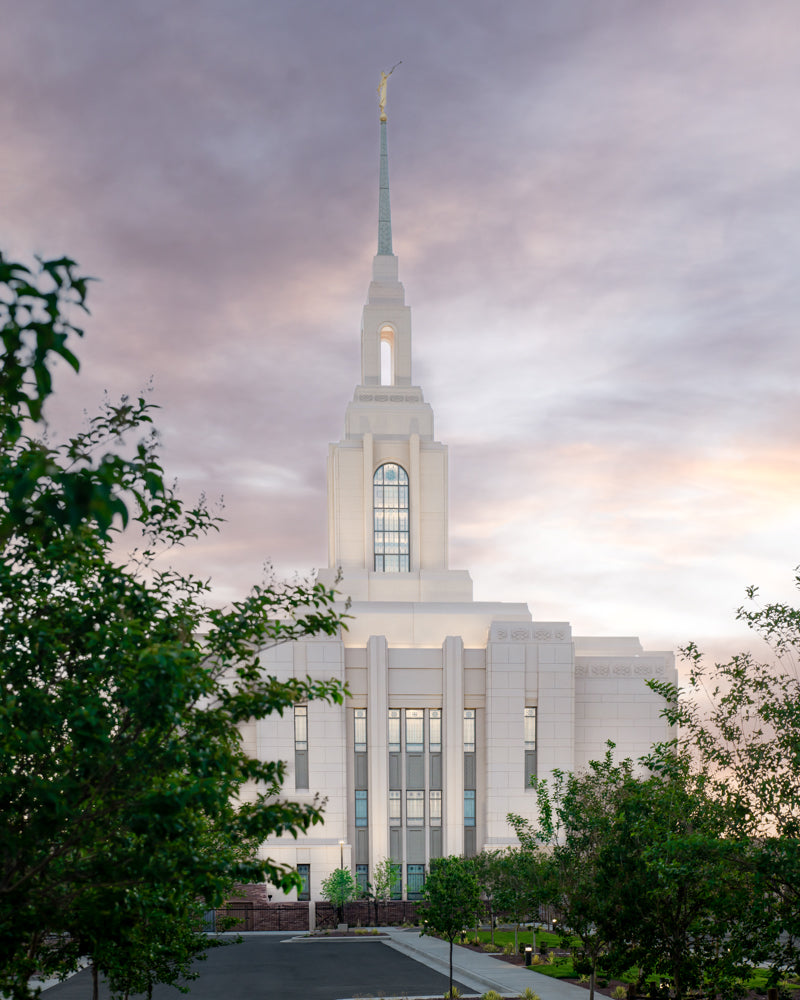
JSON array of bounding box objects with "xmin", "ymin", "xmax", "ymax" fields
[
  {"xmin": 377, "ymin": 65, "xmax": 400, "ymax": 256},
  {"xmin": 377, "ymin": 62, "xmax": 401, "ymax": 122}
]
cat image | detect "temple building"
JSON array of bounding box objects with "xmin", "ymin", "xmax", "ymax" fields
[{"xmin": 244, "ymin": 95, "xmax": 676, "ymax": 902}]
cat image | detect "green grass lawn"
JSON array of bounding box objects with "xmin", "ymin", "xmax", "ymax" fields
[{"xmin": 463, "ymin": 928, "xmax": 579, "ymax": 979}]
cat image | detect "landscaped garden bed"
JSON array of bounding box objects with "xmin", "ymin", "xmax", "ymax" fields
[{"xmin": 453, "ymin": 929, "xmax": 800, "ymax": 1000}]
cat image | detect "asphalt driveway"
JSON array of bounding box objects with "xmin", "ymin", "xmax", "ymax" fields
[{"xmin": 43, "ymin": 933, "xmax": 472, "ymax": 1000}]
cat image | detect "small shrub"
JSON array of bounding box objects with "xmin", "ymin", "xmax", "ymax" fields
[
  {"xmin": 519, "ymin": 990, "xmax": 541, "ymax": 1000},
  {"xmin": 444, "ymin": 989, "xmax": 462, "ymax": 1000},
  {"xmin": 502, "ymin": 943, "xmax": 515, "ymax": 955},
  {"xmin": 547, "ymin": 951, "xmax": 557, "ymax": 965},
  {"xmin": 484, "ymin": 943, "xmax": 502, "ymax": 953},
  {"xmin": 531, "ymin": 954, "xmax": 541, "ymax": 965},
  {"xmin": 612, "ymin": 987, "xmax": 627, "ymax": 999},
  {"xmin": 481, "ymin": 991, "xmax": 503, "ymax": 1000}
]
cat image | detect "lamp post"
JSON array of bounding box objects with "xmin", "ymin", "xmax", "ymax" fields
[{"xmin": 339, "ymin": 839, "xmax": 344, "ymax": 870}]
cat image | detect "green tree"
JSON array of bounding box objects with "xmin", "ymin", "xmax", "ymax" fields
[
  {"xmin": 0, "ymin": 254, "xmax": 350, "ymax": 998},
  {"xmin": 603, "ymin": 750, "xmax": 752, "ymax": 1000},
  {"xmin": 492, "ymin": 848, "xmax": 552, "ymax": 955},
  {"xmin": 512, "ymin": 747, "xmax": 753, "ymax": 1000},
  {"xmin": 421, "ymin": 856, "xmax": 482, "ymax": 996},
  {"xmin": 471, "ymin": 850, "xmax": 501, "ymax": 945},
  {"xmin": 650, "ymin": 574, "xmax": 800, "ymax": 977},
  {"xmin": 321, "ymin": 868, "xmax": 359, "ymax": 925},
  {"xmin": 511, "ymin": 753, "xmax": 628, "ymax": 1000},
  {"xmin": 371, "ymin": 856, "xmax": 401, "ymax": 925}
]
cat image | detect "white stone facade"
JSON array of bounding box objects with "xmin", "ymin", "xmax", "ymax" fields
[{"xmin": 255, "ymin": 120, "xmax": 676, "ymax": 902}]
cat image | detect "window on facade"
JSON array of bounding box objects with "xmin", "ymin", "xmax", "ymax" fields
[
  {"xmin": 464, "ymin": 789, "xmax": 476, "ymax": 827},
  {"xmin": 388, "ymin": 709, "xmax": 401, "ymax": 752},
  {"xmin": 406, "ymin": 789, "xmax": 424, "ymax": 826},
  {"xmin": 524, "ymin": 706, "xmax": 538, "ymax": 786},
  {"xmin": 354, "ymin": 708, "xmax": 367, "ymax": 752},
  {"xmin": 524, "ymin": 706, "xmax": 537, "ymax": 748},
  {"xmin": 405, "ymin": 709, "xmax": 423, "ymax": 753},
  {"xmin": 294, "ymin": 705, "xmax": 307, "ymax": 750},
  {"xmin": 297, "ymin": 864, "xmax": 310, "ymax": 901},
  {"xmin": 380, "ymin": 327, "xmax": 394, "ymax": 386},
  {"xmin": 407, "ymin": 863, "xmax": 425, "ymax": 900},
  {"xmin": 294, "ymin": 705, "xmax": 309, "ymax": 790},
  {"xmin": 429, "ymin": 709, "xmax": 441, "ymax": 753},
  {"xmin": 389, "ymin": 789, "xmax": 401, "ymax": 825},
  {"xmin": 355, "ymin": 790, "xmax": 368, "ymax": 827},
  {"xmin": 463, "ymin": 709, "xmax": 476, "ymax": 752},
  {"xmin": 430, "ymin": 789, "xmax": 442, "ymax": 826},
  {"xmin": 390, "ymin": 862, "xmax": 402, "ymax": 899},
  {"xmin": 373, "ymin": 463, "xmax": 410, "ymax": 572},
  {"xmin": 356, "ymin": 864, "xmax": 369, "ymax": 894}
]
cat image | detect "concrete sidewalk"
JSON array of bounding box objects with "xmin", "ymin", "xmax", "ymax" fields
[{"xmin": 382, "ymin": 927, "xmax": 588, "ymax": 1000}]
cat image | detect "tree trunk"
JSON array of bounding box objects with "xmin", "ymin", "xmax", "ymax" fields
[
  {"xmin": 589, "ymin": 964, "xmax": 596, "ymax": 1000},
  {"xmin": 92, "ymin": 962, "xmax": 99, "ymax": 1000},
  {"xmin": 449, "ymin": 936, "xmax": 454, "ymax": 996}
]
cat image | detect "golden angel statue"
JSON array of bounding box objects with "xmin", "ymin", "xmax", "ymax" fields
[{"xmin": 377, "ymin": 62, "xmax": 401, "ymax": 121}]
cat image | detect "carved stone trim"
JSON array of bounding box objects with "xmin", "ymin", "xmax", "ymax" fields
[{"xmin": 355, "ymin": 389, "xmax": 423, "ymax": 404}]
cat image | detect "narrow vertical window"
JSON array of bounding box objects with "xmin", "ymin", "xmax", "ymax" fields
[
  {"xmin": 463, "ymin": 709, "xmax": 476, "ymax": 752},
  {"xmin": 355, "ymin": 790, "xmax": 368, "ymax": 827},
  {"xmin": 389, "ymin": 789, "xmax": 401, "ymax": 825},
  {"xmin": 390, "ymin": 863, "xmax": 402, "ymax": 899},
  {"xmin": 356, "ymin": 864, "xmax": 369, "ymax": 895},
  {"xmin": 373, "ymin": 463, "xmax": 410, "ymax": 572},
  {"xmin": 294, "ymin": 705, "xmax": 307, "ymax": 750},
  {"xmin": 294, "ymin": 705, "xmax": 308, "ymax": 790},
  {"xmin": 429, "ymin": 789, "xmax": 442, "ymax": 826},
  {"xmin": 407, "ymin": 863, "xmax": 425, "ymax": 899},
  {"xmin": 524, "ymin": 706, "xmax": 538, "ymax": 787},
  {"xmin": 405, "ymin": 709, "xmax": 423, "ymax": 752},
  {"xmin": 429, "ymin": 709, "xmax": 441, "ymax": 753},
  {"xmin": 380, "ymin": 327, "xmax": 394, "ymax": 386},
  {"xmin": 406, "ymin": 789, "xmax": 424, "ymax": 826},
  {"xmin": 354, "ymin": 708, "xmax": 367, "ymax": 752},
  {"xmin": 297, "ymin": 864, "xmax": 310, "ymax": 901},
  {"xmin": 388, "ymin": 709, "xmax": 401, "ymax": 752},
  {"xmin": 464, "ymin": 789, "xmax": 476, "ymax": 827}
]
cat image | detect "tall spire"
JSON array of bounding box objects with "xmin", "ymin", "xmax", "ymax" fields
[
  {"xmin": 377, "ymin": 119, "xmax": 392, "ymax": 255},
  {"xmin": 376, "ymin": 65, "xmax": 400, "ymax": 257}
]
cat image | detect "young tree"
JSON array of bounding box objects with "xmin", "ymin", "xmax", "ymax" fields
[
  {"xmin": 321, "ymin": 868, "xmax": 359, "ymax": 925},
  {"xmin": 510, "ymin": 752, "xmax": 632, "ymax": 1000},
  {"xmin": 492, "ymin": 848, "xmax": 552, "ymax": 955},
  {"xmin": 471, "ymin": 849, "xmax": 503, "ymax": 945},
  {"xmin": 371, "ymin": 856, "xmax": 401, "ymax": 925},
  {"xmin": 421, "ymin": 856, "xmax": 482, "ymax": 996},
  {"xmin": 0, "ymin": 254, "xmax": 350, "ymax": 998}
]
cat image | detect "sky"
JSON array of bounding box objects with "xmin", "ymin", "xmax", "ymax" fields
[{"xmin": 3, "ymin": 1, "xmax": 800, "ymax": 669}]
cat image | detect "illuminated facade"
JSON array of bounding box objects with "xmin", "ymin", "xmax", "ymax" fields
[{"xmin": 245, "ymin": 114, "xmax": 676, "ymax": 901}]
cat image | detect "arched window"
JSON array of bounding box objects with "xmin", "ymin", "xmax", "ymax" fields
[
  {"xmin": 380, "ymin": 325, "xmax": 394, "ymax": 386},
  {"xmin": 373, "ymin": 463, "xmax": 409, "ymax": 572}
]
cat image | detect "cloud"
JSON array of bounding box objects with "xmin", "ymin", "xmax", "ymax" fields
[{"xmin": 4, "ymin": 0, "xmax": 800, "ymax": 655}]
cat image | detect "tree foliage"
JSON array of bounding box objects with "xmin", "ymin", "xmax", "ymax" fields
[
  {"xmin": 371, "ymin": 856, "xmax": 401, "ymax": 903},
  {"xmin": 421, "ymin": 856, "xmax": 482, "ymax": 996},
  {"xmin": 511, "ymin": 746, "xmax": 752, "ymax": 1000},
  {"xmin": 650, "ymin": 574, "xmax": 800, "ymax": 977},
  {"xmin": 320, "ymin": 867, "xmax": 359, "ymax": 922},
  {"xmin": 0, "ymin": 254, "xmax": 349, "ymax": 997}
]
